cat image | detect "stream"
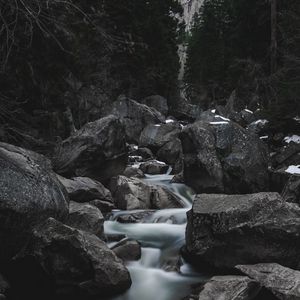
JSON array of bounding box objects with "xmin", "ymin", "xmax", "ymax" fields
[{"xmin": 104, "ymin": 171, "xmax": 208, "ymax": 300}]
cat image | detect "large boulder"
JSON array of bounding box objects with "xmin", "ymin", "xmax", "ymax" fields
[
  {"xmin": 139, "ymin": 160, "xmax": 169, "ymax": 175},
  {"xmin": 57, "ymin": 175, "xmax": 113, "ymax": 203},
  {"xmin": 66, "ymin": 202, "xmax": 104, "ymax": 237},
  {"xmin": 0, "ymin": 273, "xmax": 9, "ymax": 298},
  {"xmin": 19, "ymin": 218, "xmax": 131, "ymax": 297},
  {"xmin": 282, "ymin": 175, "xmax": 300, "ymax": 205},
  {"xmin": 110, "ymin": 176, "xmax": 183, "ymax": 210},
  {"xmin": 53, "ymin": 115, "xmax": 127, "ymax": 182},
  {"xmin": 198, "ymin": 276, "xmax": 260, "ymax": 300},
  {"xmin": 111, "ymin": 96, "xmax": 165, "ymax": 143},
  {"xmin": 185, "ymin": 193, "xmax": 300, "ymax": 270},
  {"xmin": 157, "ymin": 138, "xmax": 183, "ymax": 174},
  {"xmin": 139, "ymin": 122, "xmax": 182, "ymax": 152},
  {"xmin": 237, "ymin": 263, "xmax": 300, "ymax": 300},
  {"xmin": 0, "ymin": 142, "xmax": 69, "ymax": 260},
  {"xmin": 140, "ymin": 95, "xmax": 168, "ymax": 116},
  {"xmin": 180, "ymin": 120, "xmax": 269, "ymax": 194}
]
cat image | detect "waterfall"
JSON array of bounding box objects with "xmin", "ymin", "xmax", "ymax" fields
[{"xmin": 178, "ymin": 0, "xmax": 205, "ymax": 81}]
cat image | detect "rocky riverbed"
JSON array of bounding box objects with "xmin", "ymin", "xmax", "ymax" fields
[{"xmin": 0, "ymin": 95, "xmax": 299, "ymax": 300}]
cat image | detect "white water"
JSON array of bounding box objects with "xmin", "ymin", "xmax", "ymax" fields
[{"xmin": 104, "ymin": 172, "xmax": 207, "ymax": 300}]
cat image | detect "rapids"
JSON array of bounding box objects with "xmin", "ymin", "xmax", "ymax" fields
[{"xmin": 104, "ymin": 170, "xmax": 208, "ymax": 300}]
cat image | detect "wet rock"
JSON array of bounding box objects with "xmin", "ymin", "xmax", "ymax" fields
[
  {"xmin": 115, "ymin": 210, "xmax": 155, "ymax": 223},
  {"xmin": 111, "ymin": 96, "xmax": 165, "ymax": 143},
  {"xmin": 89, "ymin": 199, "xmax": 115, "ymax": 213},
  {"xmin": 53, "ymin": 115, "xmax": 127, "ymax": 182},
  {"xmin": 123, "ymin": 166, "xmax": 145, "ymax": 178},
  {"xmin": 198, "ymin": 276, "xmax": 260, "ymax": 300},
  {"xmin": 272, "ymin": 143, "xmax": 300, "ymax": 169},
  {"xmin": 236, "ymin": 263, "xmax": 300, "ymax": 300},
  {"xmin": 0, "ymin": 142, "xmax": 69, "ymax": 261},
  {"xmin": 66, "ymin": 202, "xmax": 104, "ymax": 237},
  {"xmin": 57, "ymin": 175, "xmax": 113, "ymax": 203},
  {"xmin": 282, "ymin": 175, "xmax": 300, "ymax": 205},
  {"xmin": 141, "ymin": 95, "xmax": 168, "ymax": 116},
  {"xmin": 180, "ymin": 120, "xmax": 269, "ymax": 194},
  {"xmin": 139, "ymin": 122, "xmax": 182, "ymax": 152},
  {"xmin": 185, "ymin": 193, "xmax": 300, "ymax": 270},
  {"xmin": 110, "ymin": 176, "xmax": 183, "ymax": 210},
  {"xmin": 139, "ymin": 160, "xmax": 169, "ymax": 175},
  {"xmin": 112, "ymin": 239, "xmax": 141, "ymax": 261},
  {"xmin": 20, "ymin": 218, "xmax": 131, "ymax": 297},
  {"xmin": 136, "ymin": 147, "xmax": 154, "ymax": 160},
  {"xmin": 157, "ymin": 138, "xmax": 183, "ymax": 174}
]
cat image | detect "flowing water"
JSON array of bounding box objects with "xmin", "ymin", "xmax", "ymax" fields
[{"xmin": 104, "ymin": 171, "xmax": 208, "ymax": 300}]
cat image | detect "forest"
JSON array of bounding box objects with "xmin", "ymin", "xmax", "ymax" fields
[{"xmin": 0, "ymin": 1, "xmax": 299, "ymax": 300}]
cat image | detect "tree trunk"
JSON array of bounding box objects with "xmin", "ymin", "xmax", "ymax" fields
[{"xmin": 270, "ymin": 0, "xmax": 277, "ymax": 74}]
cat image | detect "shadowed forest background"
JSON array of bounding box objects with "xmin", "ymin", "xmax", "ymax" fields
[{"xmin": 0, "ymin": 0, "xmax": 299, "ymax": 149}]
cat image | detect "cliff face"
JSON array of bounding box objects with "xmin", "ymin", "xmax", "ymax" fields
[{"xmin": 178, "ymin": 0, "xmax": 204, "ymax": 80}]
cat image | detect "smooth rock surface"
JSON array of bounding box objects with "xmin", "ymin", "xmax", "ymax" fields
[
  {"xmin": 237, "ymin": 263, "xmax": 300, "ymax": 300},
  {"xmin": 111, "ymin": 97, "xmax": 165, "ymax": 143},
  {"xmin": 141, "ymin": 95, "xmax": 168, "ymax": 116},
  {"xmin": 0, "ymin": 142, "xmax": 69, "ymax": 260},
  {"xmin": 139, "ymin": 160, "xmax": 169, "ymax": 175},
  {"xmin": 112, "ymin": 239, "xmax": 141, "ymax": 261},
  {"xmin": 110, "ymin": 176, "xmax": 183, "ymax": 210},
  {"xmin": 186, "ymin": 193, "xmax": 300, "ymax": 270},
  {"xmin": 198, "ymin": 276, "xmax": 260, "ymax": 300},
  {"xmin": 57, "ymin": 175, "xmax": 113, "ymax": 203},
  {"xmin": 21, "ymin": 218, "xmax": 131, "ymax": 297},
  {"xmin": 53, "ymin": 115, "xmax": 127, "ymax": 182},
  {"xmin": 66, "ymin": 201, "xmax": 104, "ymax": 237}
]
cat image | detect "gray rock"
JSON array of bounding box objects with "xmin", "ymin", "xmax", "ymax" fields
[
  {"xmin": 111, "ymin": 97, "xmax": 165, "ymax": 143},
  {"xmin": 141, "ymin": 95, "xmax": 168, "ymax": 116},
  {"xmin": 57, "ymin": 175, "xmax": 113, "ymax": 203},
  {"xmin": 236, "ymin": 263, "xmax": 300, "ymax": 300},
  {"xmin": 53, "ymin": 115, "xmax": 127, "ymax": 182},
  {"xmin": 186, "ymin": 193, "xmax": 300, "ymax": 270},
  {"xmin": 66, "ymin": 202, "xmax": 104, "ymax": 237},
  {"xmin": 139, "ymin": 122, "xmax": 181, "ymax": 151},
  {"xmin": 139, "ymin": 160, "xmax": 169, "ymax": 175},
  {"xmin": 157, "ymin": 138, "xmax": 183, "ymax": 174},
  {"xmin": 123, "ymin": 166, "xmax": 145, "ymax": 178},
  {"xmin": 21, "ymin": 218, "xmax": 131, "ymax": 297},
  {"xmin": 110, "ymin": 176, "xmax": 183, "ymax": 210},
  {"xmin": 282, "ymin": 175, "xmax": 300, "ymax": 205},
  {"xmin": 180, "ymin": 120, "xmax": 269, "ymax": 194},
  {"xmin": 272, "ymin": 143, "xmax": 300, "ymax": 169},
  {"xmin": 115, "ymin": 210, "xmax": 155, "ymax": 223},
  {"xmin": 198, "ymin": 276, "xmax": 260, "ymax": 300},
  {"xmin": 89, "ymin": 199, "xmax": 115, "ymax": 213},
  {"xmin": 112, "ymin": 239, "xmax": 141, "ymax": 261},
  {"xmin": 0, "ymin": 142, "xmax": 69, "ymax": 260},
  {"xmin": 136, "ymin": 147, "xmax": 154, "ymax": 160}
]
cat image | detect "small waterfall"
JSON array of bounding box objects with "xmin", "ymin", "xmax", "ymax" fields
[{"xmin": 104, "ymin": 171, "xmax": 208, "ymax": 300}]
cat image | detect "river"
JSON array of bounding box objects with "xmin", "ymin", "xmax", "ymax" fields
[{"xmin": 104, "ymin": 171, "xmax": 208, "ymax": 300}]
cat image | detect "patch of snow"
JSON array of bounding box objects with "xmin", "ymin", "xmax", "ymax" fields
[
  {"xmin": 285, "ymin": 165, "xmax": 300, "ymax": 175},
  {"xmin": 293, "ymin": 116, "xmax": 300, "ymax": 123},
  {"xmin": 133, "ymin": 145, "xmax": 138, "ymax": 150},
  {"xmin": 165, "ymin": 119, "xmax": 175, "ymax": 124},
  {"xmin": 215, "ymin": 115, "xmax": 230, "ymax": 121},
  {"xmin": 284, "ymin": 135, "xmax": 300, "ymax": 144},
  {"xmin": 210, "ymin": 121, "xmax": 229, "ymax": 125},
  {"xmin": 260, "ymin": 136, "xmax": 268, "ymax": 140},
  {"xmin": 131, "ymin": 163, "xmax": 141, "ymax": 169},
  {"xmin": 253, "ymin": 119, "xmax": 268, "ymax": 125},
  {"xmin": 180, "ymin": 124, "xmax": 186, "ymax": 129},
  {"xmin": 211, "ymin": 109, "xmax": 216, "ymax": 113},
  {"xmin": 154, "ymin": 124, "xmax": 161, "ymax": 127},
  {"xmin": 244, "ymin": 109, "xmax": 254, "ymax": 114},
  {"xmin": 153, "ymin": 160, "xmax": 167, "ymax": 165}
]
